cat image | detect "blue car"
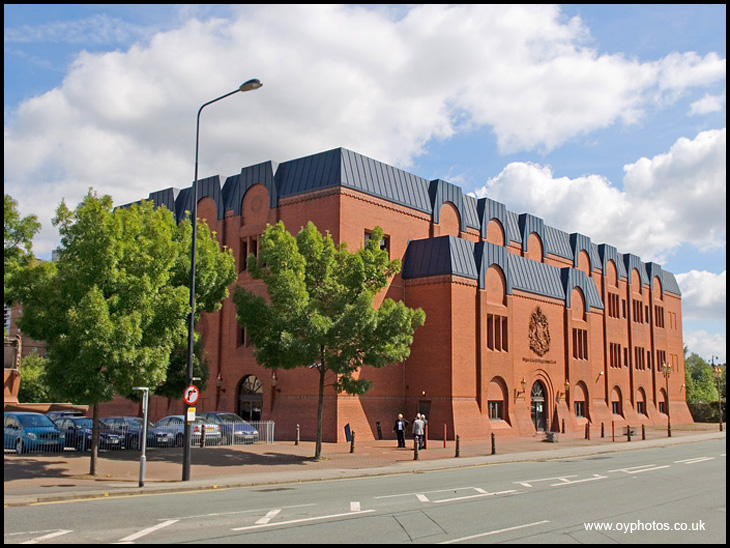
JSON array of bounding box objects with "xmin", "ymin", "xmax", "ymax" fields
[
  {"xmin": 198, "ymin": 412, "xmax": 259, "ymax": 445},
  {"xmin": 52, "ymin": 416, "xmax": 123, "ymax": 451},
  {"xmin": 4, "ymin": 412, "xmax": 66, "ymax": 454}
]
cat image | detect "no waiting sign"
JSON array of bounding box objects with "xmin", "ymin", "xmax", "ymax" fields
[{"xmin": 183, "ymin": 384, "xmax": 200, "ymax": 405}]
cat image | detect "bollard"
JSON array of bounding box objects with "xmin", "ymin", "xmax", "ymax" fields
[
  {"xmin": 627, "ymin": 424, "xmax": 632, "ymax": 442},
  {"xmin": 200, "ymin": 428, "xmax": 206, "ymax": 448},
  {"xmin": 491, "ymin": 432, "xmax": 496, "ymax": 455},
  {"xmin": 376, "ymin": 421, "xmax": 382, "ymax": 440},
  {"xmin": 601, "ymin": 422, "xmax": 605, "ymax": 438},
  {"xmin": 561, "ymin": 418, "xmax": 565, "ymax": 434},
  {"xmin": 455, "ymin": 434, "xmax": 461, "ymax": 458},
  {"xmin": 642, "ymin": 424, "xmax": 646, "ymax": 440},
  {"xmin": 443, "ymin": 424, "xmax": 447, "ymax": 448},
  {"xmin": 295, "ymin": 424, "xmax": 300, "ymax": 446},
  {"xmin": 413, "ymin": 437, "xmax": 419, "ymax": 460},
  {"xmin": 585, "ymin": 422, "xmax": 590, "ymax": 440},
  {"xmin": 350, "ymin": 431, "xmax": 356, "ymax": 453},
  {"xmin": 612, "ymin": 420, "xmax": 615, "ymax": 442}
]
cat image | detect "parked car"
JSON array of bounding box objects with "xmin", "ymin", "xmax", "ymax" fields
[
  {"xmin": 4, "ymin": 412, "xmax": 65, "ymax": 454},
  {"xmin": 198, "ymin": 412, "xmax": 259, "ymax": 445},
  {"xmin": 45, "ymin": 410, "xmax": 85, "ymax": 422},
  {"xmin": 52, "ymin": 416, "xmax": 123, "ymax": 451},
  {"xmin": 154, "ymin": 415, "xmax": 222, "ymax": 446},
  {"xmin": 99, "ymin": 416, "xmax": 176, "ymax": 449}
]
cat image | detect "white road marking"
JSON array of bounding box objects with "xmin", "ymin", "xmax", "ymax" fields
[
  {"xmin": 416, "ymin": 494, "xmax": 430, "ymax": 503},
  {"xmin": 118, "ymin": 520, "xmax": 179, "ymax": 543},
  {"xmin": 431, "ymin": 489, "xmax": 518, "ymax": 504},
  {"xmin": 350, "ymin": 501, "xmax": 361, "ymax": 512},
  {"xmin": 231, "ymin": 510, "xmax": 375, "ymax": 532},
  {"xmin": 255, "ymin": 509, "xmax": 282, "ymax": 525},
  {"xmin": 20, "ymin": 530, "xmax": 72, "ymax": 544},
  {"xmin": 608, "ymin": 464, "xmax": 670, "ymax": 474},
  {"xmin": 550, "ymin": 474, "xmax": 607, "ymax": 486},
  {"xmin": 440, "ymin": 520, "xmax": 550, "ymax": 544},
  {"xmin": 516, "ymin": 475, "xmax": 577, "ymax": 487},
  {"xmin": 674, "ymin": 457, "xmax": 715, "ymax": 464}
]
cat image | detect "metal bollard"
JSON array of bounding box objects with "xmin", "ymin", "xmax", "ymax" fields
[
  {"xmin": 200, "ymin": 428, "xmax": 206, "ymax": 448},
  {"xmin": 642, "ymin": 424, "xmax": 646, "ymax": 440},
  {"xmin": 562, "ymin": 418, "xmax": 565, "ymax": 434},
  {"xmin": 627, "ymin": 425, "xmax": 632, "ymax": 442},
  {"xmin": 491, "ymin": 432, "xmax": 496, "ymax": 455},
  {"xmin": 295, "ymin": 424, "xmax": 300, "ymax": 446},
  {"xmin": 455, "ymin": 434, "xmax": 460, "ymax": 458},
  {"xmin": 350, "ymin": 431, "xmax": 356, "ymax": 453},
  {"xmin": 413, "ymin": 437, "xmax": 419, "ymax": 460},
  {"xmin": 585, "ymin": 422, "xmax": 590, "ymax": 440},
  {"xmin": 601, "ymin": 422, "xmax": 605, "ymax": 438}
]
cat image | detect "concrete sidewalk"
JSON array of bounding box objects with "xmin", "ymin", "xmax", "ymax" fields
[{"xmin": 4, "ymin": 423, "xmax": 725, "ymax": 507}]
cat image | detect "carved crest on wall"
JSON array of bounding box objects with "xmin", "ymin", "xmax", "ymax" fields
[{"xmin": 529, "ymin": 307, "xmax": 551, "ymax": 357}]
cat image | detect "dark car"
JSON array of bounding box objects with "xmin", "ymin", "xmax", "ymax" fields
[
  {"xmin": 198, "ymin": 412, "xmax": 259, "ymax": 445},
  {"xmin": 154, "ymin": 415, "xmax": 222, "ymax": 446},
  {"xmin": 52, "ymin": 416, "xmax": 123, "ymax": 451},
  {"xmin": 99, "ymin": 416, "xmax": 176, "ymax": 449},
  {"xmin": 4, "ymin": 412, "xmax": 65, "ymax": 454}
]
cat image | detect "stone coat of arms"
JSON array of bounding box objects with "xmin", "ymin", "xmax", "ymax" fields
[{"xmin": 529, "ymin": 307, "xmax": 551, "ymax": 357}]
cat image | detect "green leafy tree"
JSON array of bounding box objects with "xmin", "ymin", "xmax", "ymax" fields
[
  {"xmin": 4, "ymin": 194, "xmax": 41, "ymax": 301},
  {"xmin": 7, "ymin": 190, "xmax": 235, "ymax": 474},
  {"xmin": 684, "ymin": 352, "xmax": 719, "ymax": 403},
  {"xmin": 17, "ymin": 353, "xmax": 53, "ymax": 404},
  {"xmin": 233, "ymin": 221, "xmax": 425, "ymax": 459}
]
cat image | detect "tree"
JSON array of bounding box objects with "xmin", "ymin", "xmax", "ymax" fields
[
  {"xmin": 7, "ymin": 190, "xmax": 235, "ymax": 474},
  {"xmin": 684, "ymin": 352, "xmax": 719, "ymax": 403},
  {"xmin": 17, "ymin": 353, "xmax": 53, "ymax": 404},
  {"xmin": 233, "ymin": 221, "xmax": 425, "ymax": 459},
  {"xmin": 4, "ymin": 194, "xmax": 41, "ymax": 300}
]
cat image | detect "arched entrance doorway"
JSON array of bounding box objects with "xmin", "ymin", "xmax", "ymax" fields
[
  {"xmin": 237, "ymin": 375, "xmax": 263, "ymax": 421},
  {"xmin": 530, "ymin": 380, "xmax": 547, "ymax": 431}
]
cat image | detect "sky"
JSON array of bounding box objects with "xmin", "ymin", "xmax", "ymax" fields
[{"xmin": 4, "ymin": 4, "xmax": 726, "ymax": 362}]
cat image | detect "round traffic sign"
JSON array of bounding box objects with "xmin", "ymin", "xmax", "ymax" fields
[{"xmin": 183, "ymin": 384, "xmax": 200, "ymax": 405}]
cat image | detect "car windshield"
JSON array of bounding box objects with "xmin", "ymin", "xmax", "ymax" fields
[
  {"xmin": 74, "ymin": 418, "xmax": 94, "ymax": 429},
  {"xmin": 18, "ymin": 414, "xmax": 55, "ymax": 427},
  {"xmin": 218, "ymin": 413, "xmax": 246, "ymax": 423}
]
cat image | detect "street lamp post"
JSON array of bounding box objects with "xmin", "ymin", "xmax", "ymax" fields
[
  {"xmin": 661, "ymin": 362, "xmax": 672, "ymax": 438},
  {"xmin": 183, "ymin": 79, "xmax": 262, "ymax": 482},
  {"xmin": 132, "ymin": 387, "xmax": 149, "ymax": 488}
]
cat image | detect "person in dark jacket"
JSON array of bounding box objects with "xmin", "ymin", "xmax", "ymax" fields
[{"xmin": 393, "ymin": 414, "xmax": 409, "ymax": 448}]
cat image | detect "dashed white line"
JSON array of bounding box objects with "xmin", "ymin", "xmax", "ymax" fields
[
  {"xmin": 608, "ymin": 464, "xmax": 670, "ymax": 474},
  {"xmin": 255, "ymin": 509, "xmax": 282, "ymax": 525},
  {"xmin": 231, "ymin": 510, "xmax": 376, "ymax": 532},
  {"xmin": 118, "ymin": 520, "xmax": 179, "ymax": 543},
  {"xmin": 20, "ymin": 530, "xmax": 72, "ymax": 544},
  {"xmin": 674, "ymin": 457, "xmax": 715, "ymax": 464},
  {"xmin": 350, "ymin": 501, "xmax": 361, "ymax": 512},
  {"xmin": 440, "ymin": 520, "xmax": 550, "ymax": 544}
]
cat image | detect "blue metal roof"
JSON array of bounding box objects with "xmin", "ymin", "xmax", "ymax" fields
[{"xmin": 121, "ymin": 146, "xmax": 680, "ymax": 296}]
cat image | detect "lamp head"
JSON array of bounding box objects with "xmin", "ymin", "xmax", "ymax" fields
[{"xmin": 239, "ymin": 79, "xmax": 263, "ymax": 92}]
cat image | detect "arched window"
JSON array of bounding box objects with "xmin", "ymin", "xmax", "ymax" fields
[
  {"xmin": 530, "ymin": 381, "xmax": 547, "ymax": 431},
  {"xmin": 237, "ymin": 375, "xmax": 263, "ymax": 421}
]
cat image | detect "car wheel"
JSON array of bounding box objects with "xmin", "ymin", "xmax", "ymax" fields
[{"xmin": 15, "ymin": 439, "xmax": 24, "ymax": 455}]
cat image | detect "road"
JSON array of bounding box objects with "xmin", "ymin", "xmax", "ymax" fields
[{"xmin": 4, "ymin": 439, "xmax": 725, "ymax": 544}]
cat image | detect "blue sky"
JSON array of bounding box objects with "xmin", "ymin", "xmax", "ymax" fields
[{"xmin": 4, "ymin": 4, "xmax": 725, "ymax": 361}]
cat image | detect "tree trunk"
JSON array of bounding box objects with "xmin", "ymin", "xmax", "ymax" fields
[
  {"xmin": 90, "ymin": 403, "xmax": 100, "ymax": 476},
  {"xmin": 314, "ymin": 353, "xmax": 326, "ymax": 460}
]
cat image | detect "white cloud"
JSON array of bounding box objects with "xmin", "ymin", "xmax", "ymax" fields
[
  {"xmin": 690, "ymin": 92, "xmax": 726, "ymax": 115},
  {"xmin": 675, "ymin": 270, "xmax": 727, "ymax": 321},
  {"xmin": 683, "ymin": 329, "xmax": 726, "ymax": 363},
  {"xmin": 475, "ymin": 128, "xmax": 726, "ymax": 262},
  {"xmin": 3, "ymin": 5, "xmax": 727, "ymax": 257}
]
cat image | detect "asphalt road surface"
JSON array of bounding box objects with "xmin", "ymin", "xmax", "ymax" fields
[{"xmin": 4, "ymin": 439, "xmax": 725, "ymax": 544}]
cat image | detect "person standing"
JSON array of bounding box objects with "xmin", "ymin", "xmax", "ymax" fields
[
  {"xmin": 412, "ymin": 414, "xmax": 425, "ymax": 451},
  {"xmin": 393, "ymin": 413, "xmax": 409, "ymax": 448}
]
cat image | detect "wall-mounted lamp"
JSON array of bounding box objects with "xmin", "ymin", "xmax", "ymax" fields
[{"xmin": 514, "ymin": 378, "xmax": 527, "ymax": 401}]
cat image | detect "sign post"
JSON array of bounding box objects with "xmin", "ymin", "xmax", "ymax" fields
[
  {"xmin": 182, "ymin": 383, "xmax": 200, "ymax": 481},
  {"xmin": 132, "ymin": 387, "xmax": 149, "ymax": 488}
]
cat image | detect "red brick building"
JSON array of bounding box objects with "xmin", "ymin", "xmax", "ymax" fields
[{"xmin": 116, "ymin": 147, "xmax": 692, "ymax": 441}]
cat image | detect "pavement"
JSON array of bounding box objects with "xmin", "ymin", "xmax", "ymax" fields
[{"xmin": 4, "ymin": 423, "xmax": 725, "ymax": 507}]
